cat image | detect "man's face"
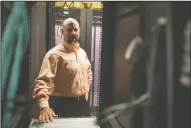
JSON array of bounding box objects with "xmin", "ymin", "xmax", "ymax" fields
[{"xmin": 63, "ymin": 22, "xmax": 80, "ymax": 44}]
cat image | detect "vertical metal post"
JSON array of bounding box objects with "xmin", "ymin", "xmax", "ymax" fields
[
  {"xmin": 80, "ymin": 6, "xmax": 93, "ymax": 114},
  {"xmin": 80, "ymin": 9, "xmax": 86, "ymax": 50},
  {"xmin": 46, "ymin": 2, "xmax": 50, "ymax": 51},
  {"xmin": 80, "ymin": 8, "xmax": 93, "ymax": 59},
  {"xmin": 28, "ymin": 5, "xmax": 32, "ymax": 108},
  {"xmin": 91, "ymin": 22, "xmax": 97, "ymax": 107},
  {"xmin": 30, "ymin": 3, "xmax": 47, "ymax": 118},
  {"xmin": 165, "ymin": 3, "xmax": 174, "ymax": 128},
  {"xmin": 0, "ymin": 2, "xmax": 2, "ymax": 103},
  {"xmin": 99, "ymin": 2, "xmax": 116, "ymax": 112},
  {"xmin": 48, "ymin": 2, "xmax": 55, "ymax": 49},
  {"xmin": 85, "ymin": 9, "xmax": 93, "ymax": 59}
]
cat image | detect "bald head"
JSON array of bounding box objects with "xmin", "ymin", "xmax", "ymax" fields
[
  {"xmin": 62, "ymin": 18, "xmax": 79, "ymax": 29},
  {"xmin": 62, "ymin": 18, "xmax": 80, "ymax": 44}
]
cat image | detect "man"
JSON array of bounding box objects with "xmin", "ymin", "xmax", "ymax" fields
[{"xmin": 33, "ymin": 18, "xmax": 92, "ymax": 123}]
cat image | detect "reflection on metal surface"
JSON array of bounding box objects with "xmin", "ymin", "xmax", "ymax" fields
[
  {"xmin": 124, "ymin": 35, "xmax": 143, "ymax": 61},
  {"xmin": 180, "ymin": 19, "xmax": 190, "ymax": 87},
  {"xmin": 98, "ymin": 93, "xmax": 149, "ymax": 128}
]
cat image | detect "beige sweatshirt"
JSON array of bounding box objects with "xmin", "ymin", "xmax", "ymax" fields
[{"xmin": 33, "ymin": 41, "xmax": 92, "ymax": 108}]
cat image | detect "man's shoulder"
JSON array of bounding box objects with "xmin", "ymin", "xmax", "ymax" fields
[
  {"xmin": 49, "ymin": 44, "xmax": 61, "ymax": 52},
  {"xmin": 79, "ymin": 47, "xmax": 87, "ymax": 55},
  {"xmin": 45, "ymin": 44, "xmax": 63, "ymax": 57}
]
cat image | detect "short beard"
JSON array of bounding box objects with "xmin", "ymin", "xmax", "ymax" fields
[{"xmin": 67, "ymin": 37, "xmax": 78, "ymax": 44}]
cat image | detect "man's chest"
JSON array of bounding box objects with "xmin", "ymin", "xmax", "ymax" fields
[{"xmin": 60, "ymin": 52, "xmax": 89, "ymax": 73}]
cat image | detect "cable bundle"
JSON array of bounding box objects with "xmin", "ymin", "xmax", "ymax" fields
[{"xmin": 2, "ymin": 2, "xmax": 29, "ymax": 128}]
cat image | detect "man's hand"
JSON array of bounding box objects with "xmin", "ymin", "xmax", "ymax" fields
[{"xmin": 39, "ymin": 107, "xmax": 58, "ymax": 123}]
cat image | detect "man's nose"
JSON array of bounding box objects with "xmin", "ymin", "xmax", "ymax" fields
[
  {"xmin": 70, "ymin": 30, "xmax": 74, "ymax": 34},
  {"xmin": 72, "ymin": 30, "xmax": 76, "ymax": 35}
]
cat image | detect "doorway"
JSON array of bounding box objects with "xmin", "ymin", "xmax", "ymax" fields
[{"xmin": 48, "ymin": 2, "xmax": 103, "ymax": 116}]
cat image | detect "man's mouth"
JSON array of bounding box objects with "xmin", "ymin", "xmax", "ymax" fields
[{"xmin": 68, "ymin": 35, "xmax": 78, "ymax": 44}]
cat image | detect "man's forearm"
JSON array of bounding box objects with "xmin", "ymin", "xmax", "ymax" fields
[{"xmin": 37, "ymin": 97, "xmax": 50, "ymax": 109}]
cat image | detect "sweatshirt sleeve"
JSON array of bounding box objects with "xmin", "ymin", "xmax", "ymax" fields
[{"xmin": 33, "ymin": 53, "xmax": 59, "ymax": 109}]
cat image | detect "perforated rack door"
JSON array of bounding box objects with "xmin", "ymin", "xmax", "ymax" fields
[{"xmin": 96, "ymin": 4, "xmax": 103, "ymax": 117}]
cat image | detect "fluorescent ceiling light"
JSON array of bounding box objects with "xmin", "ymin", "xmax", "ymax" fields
[{"xmin": 63, "ymin": 11, "xmax": 69, "ymax": 14}]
